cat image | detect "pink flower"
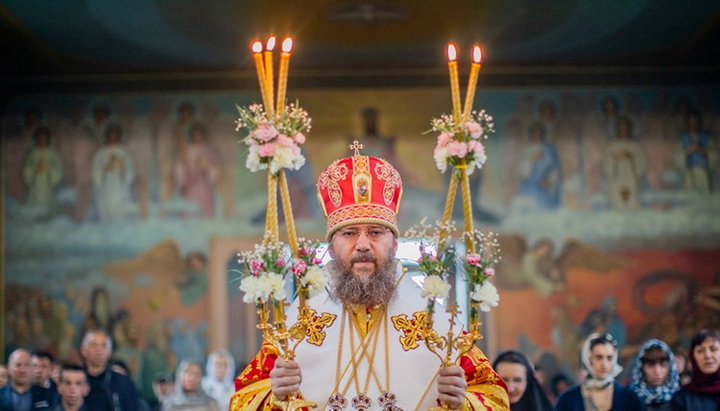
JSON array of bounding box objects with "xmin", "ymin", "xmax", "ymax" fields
[
  {"xmin": 291, "ymin": 259, "xmax": 307, "ymax": 275},
  {"xmin": 276, "ymin": 134, "xmax": 295, "ymax": 147},
  {"xmin": 465, "ymin": 121, "xmax": 483, "ymax": 138},
  {"xmin": 447, "ymin": 141, "xmax": 468, "ymax": 158},
  {"xmin": 275, "ymin": 258, "xmax": 286, "ymax": 267},
  {"xmin": 299, "ymin": 248, "xmax": 311, "ymax": 257},
  {"xmin": 466, "ymin": 253, "xmax": 482, "ymax": 266},
  {"xmin": 437, "ymin": 132, "xmax": 453, "ymax": 147},
  {"xmin": 312, "ymin": 258, "xmax": 323, "ymax": 265},
  {"xmin": 250, "ymin": 259, "xmax": 264, "ymax": 274},
  {"xmin": 254, "ymin": 123, "xmax": 279, "ymax": 142},
  {"xmin": 293, "ymin": 132, "xmax": 306, "ymax": 144},
  {"xmin": 468, "ymin": 140, "xmax": 485, "ymax": 155},
  {"xmin": 427, "ymin": 254, "xmax": 437, "ymax": 262},
  {"xmin": 483, "ymin": 267, "xmax": 495, "ymax": 277},
  {"xmin": 257, "ymin": 143, "xmax": 276, "ymax": 157}
]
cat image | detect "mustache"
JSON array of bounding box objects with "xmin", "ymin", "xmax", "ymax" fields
[{"xmin": 350, "ymin": 253, "xmax": 376, "ymax": 263}]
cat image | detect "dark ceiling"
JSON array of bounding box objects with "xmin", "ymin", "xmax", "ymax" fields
[{"xmin": 2, "ymin": 0, "xmax": 720, "ymax": 93}]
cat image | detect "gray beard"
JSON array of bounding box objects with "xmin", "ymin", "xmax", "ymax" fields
[{"xmin": 328, "ymin": 255, "xmax": 398, "ymax": 307}]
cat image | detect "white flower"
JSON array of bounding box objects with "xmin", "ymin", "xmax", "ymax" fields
[
  {"xmin": 239, "ymin": 276, "xmax": 264, "ymax": 303},
  {"xmin": 433, "ymin": 146, "xmax": 449, "ymax": 173},
  {"xmin": 263, "ymin": 273, "xmax": 287, "ymax": 301},
  {"xmin": 421, "ymin": 276, "xmax": 451, "ymax": 299},
  {"xmin": 239, "ymin": 273, "xmax": 286, "ymax": 303},
  {"xmin": 300, "ymin": 266, "xmax": 327, "ymax": 298},
  {"xmin": 470, "ymin": 281, "xmax": 499, "ymax": 311},
  {"xmin": 245, "ymin": 146, "xmax": 265, "ymax": 172},
  {"xmin": 270, "ymin": 145, "xmax": 305, "ymax": 174}
]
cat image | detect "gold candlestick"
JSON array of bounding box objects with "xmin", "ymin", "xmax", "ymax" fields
[
  {"xmin": 462, "ymin": 45, "xmax": 482, "ymax": 123},
  {"xmin": 264, "ymin": 36, "xmax": 276, "ymax": 119},
  {"xmin": 447, "ymin": 43, "xmax": 462, "ymax": 125},
  {"xmin": 276, "ymin": 37, "xmax": 293, "ymax": 117}
]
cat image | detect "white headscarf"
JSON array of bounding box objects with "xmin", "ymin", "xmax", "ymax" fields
[
  {"xmin": 201, "ymin": 349, "xmax": 236, "ymax": 409},
  {"xmin": 581, "ymin": 333, "xmax": 623, "ymax": 390}
]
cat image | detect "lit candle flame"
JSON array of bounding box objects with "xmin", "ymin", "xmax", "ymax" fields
[
  {"xmin": 281, "ymin": 37, "xmax": 293, "ymax": 53},
  {"xmin": 266, "ymin": 36, "xmax": 276, "ymax": 51},
  {"xmin": 447, "ymin": 43, "xmax": 457, "ymax": 61},
  {"xmin": 473, "ymin": 45, "xmax": 482, "ymax": 63},
  {"xmin": 252, "ymin": 41, "xmax": 263, "ymax": 53}
]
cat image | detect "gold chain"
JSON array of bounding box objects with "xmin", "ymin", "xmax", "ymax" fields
[
  {"xmin": 343, "ymin": 306, "xmax": 383, "ymax": 397},
  {"xmin": 332, "ymin": 309, "xmax": 347, "ymax": 395}
]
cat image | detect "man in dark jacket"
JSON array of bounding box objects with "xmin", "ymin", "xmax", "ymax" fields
[
  {"xmin": 80, "ymin": 330, "xmax": 139, "ymax": 411},
  {"xmin": 0, "ymin": 348, "xmax": 57, "ymax": 410},
  {"xmin": 31, "ymin": 352, "xmax": 58, "ymax": 400}
]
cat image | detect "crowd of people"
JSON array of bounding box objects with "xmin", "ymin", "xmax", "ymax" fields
[
  {"xmin": 0, "ymin": 330, "xmax": 236, "ymax": 410},
  {"xmin": 0, "ymin": 327, "xmax": 717, "ymax": 409}
]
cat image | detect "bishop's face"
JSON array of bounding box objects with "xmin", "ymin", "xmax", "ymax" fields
[
  {"xmin": 329, "ymin": 224, "xmax": 397, "ymax": 280},
  {"xmin": 328, "ymin": 223, "xmax": 398, "ymax": 307}
]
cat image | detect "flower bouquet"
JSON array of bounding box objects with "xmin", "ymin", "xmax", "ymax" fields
[
  {"xmin": 236, "ymin": 101, "xmax": 311, "ymax": 175},
  {"xmin": 430, "ymin": 109, "xmax": 494, "ymax": 176}
]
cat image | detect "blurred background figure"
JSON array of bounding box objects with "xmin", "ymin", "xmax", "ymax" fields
[
  {"xmin": 674, "ymin": 111, "xmax": 717, "ymax": 193},
  {"xmin": 31, "ymin": 351, "xmax": 58, "ymax": 398},
  {"xmin": 23, "ymin": 126, "xmax": 63, "ymax": 217},
  {"xmin": 556, "ymin": 333, "xmax": 641, "ymax": 410},
  {"xmin": 629, "ymin": 339, "xmax": 679, "ymax": 410},
  {"xmin": 55, "ymin": 364, "xmax": 90, "ymax": 411},
  {"xmin": 200, "ymin": 349, "xmax": 235, "ymax": 411},
  {"xmin": 151, "ymin": 372, "xmax": 175, "ymax": 411},
  {"xmin": 550, "ymin": 373, "xmax": 573, "ymax": 403},
  {"xmin": 493, "ymin": 350, "xmax": 553, "ymax": 411},
  {"xmin": 671, "ymin": 329, "xmax": 720, "ymax": 410},
  {"xmin": 161, "ymin": 360, "xmax": 217, "ymax": 411},
  {"xmin": 0, "ymin": 364, "xmax": 8, "ymax": 388},
  {"xmin": 673, "ymin": 348, "xmax": 693, "ymax": 386},
  {"xmin": 0, "ymin": 348, "xmax": 58, "ymax": 409}
]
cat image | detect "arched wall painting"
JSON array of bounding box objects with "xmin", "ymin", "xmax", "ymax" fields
[{"xmin": 3, "ymin": 86, "xmax": 719, "ymax": 395}]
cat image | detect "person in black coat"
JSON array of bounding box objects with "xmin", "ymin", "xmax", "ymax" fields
[
  {"xmin": 79, "ymin": 329, "xmax": 140, "ymax": 411},
  {"xmin": 493, "ymin": 350, "xmax": 553, "ymax": 411},
  {"xmin": 0, "ymin": 348, "xmax": 57, "ymax": 410},
  {"xmin": 670, "ymin": 329, "xmax": 720, "ymax": 410}
]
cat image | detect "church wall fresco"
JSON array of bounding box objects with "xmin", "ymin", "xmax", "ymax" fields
[{"xmin": 2, "ymin": 86, "xmax": 719, "ymax": 398}]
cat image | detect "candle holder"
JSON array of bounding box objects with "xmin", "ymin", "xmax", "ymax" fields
[{"xmin": 234, "ymin": 239, "xmax": 329, "ymax": 411}]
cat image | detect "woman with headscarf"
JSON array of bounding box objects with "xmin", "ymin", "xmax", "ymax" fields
[
  {"xmin": 670, "ymin": 329, "xmax": 720, "ymax": 410},
  {"xmin": 556, "ymin": 333, "xmax": 641, "ymax": 410},
  {"xmin": 630, "ymin": 339, "xmax": 680, "ymax": 410},
  {"xmin": 493, "ymin": 350, "xmax": 553, "ymax": 411},
  {"xmin": 201, "ymin": 349, "xmax": 235, "ymax": 410},
  {"xmin": 162, "ymin": 360, "xmax": 218, "ymax": 411}
]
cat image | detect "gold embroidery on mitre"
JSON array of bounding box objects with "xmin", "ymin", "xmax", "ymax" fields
[
  {"xmin": 391, "ymin": 311, "xmax": 429, "ymax": 351},
  {"xmin": 352, "ymin": 156, "xmax": 371, "ymax": 204},
  {"xmin": 304, "ymin": 309, "xmax": 337, "ymax": 346},
  {"xmin": 327, "ymin": 205, "xmax": 397, "ymax": 229},
  {"xmin": 374, "ymin": 160, "xmax": 401, "ymax": 206},
  {"xmin": 318, "ymin": 160, "xmax": 349, "ymax": 208}
]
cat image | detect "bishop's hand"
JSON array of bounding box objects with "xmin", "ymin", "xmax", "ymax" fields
[
  {"xmin": 437, "ymin": 364, "xmax": 468, "ymax": 410},
  {"xmin": 270, "ymin": 358, "xmax": 302, "ymax": 401}
]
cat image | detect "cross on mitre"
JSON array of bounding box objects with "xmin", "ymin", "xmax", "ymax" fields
[{"xmin": 349, "ymin": 140, "xmax": 364, "ymax": 156}]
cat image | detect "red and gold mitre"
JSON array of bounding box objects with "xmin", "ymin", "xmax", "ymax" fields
[{"xmin": 316, "ymin": 141, "xmax": 403, "ymax": 239}]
